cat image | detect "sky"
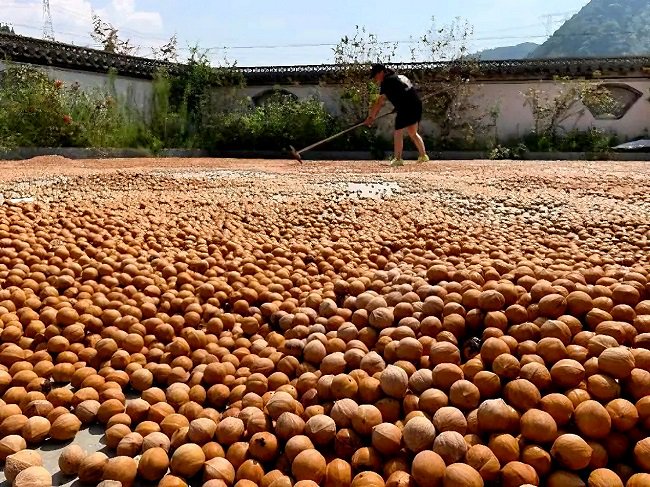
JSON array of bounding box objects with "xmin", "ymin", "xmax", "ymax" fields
[{"xmin": 0, "ymin": 0, "xmax": 593, "ymax": 66}]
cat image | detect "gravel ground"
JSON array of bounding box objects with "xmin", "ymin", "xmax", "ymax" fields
[{"xmin": 0, "ymin": 156, "xmax": 649, "ymax": 486}]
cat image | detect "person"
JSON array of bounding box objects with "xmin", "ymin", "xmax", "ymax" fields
[{"xmin": 364, "ymin": 63, "xmax": 429, "ymax": 167}]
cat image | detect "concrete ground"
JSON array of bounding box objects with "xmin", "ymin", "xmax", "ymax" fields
[{"xmin": 0, "ymin": 426, "xmax": 106, "ymax": 487}]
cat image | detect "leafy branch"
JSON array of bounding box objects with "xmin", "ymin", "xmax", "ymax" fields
[
  {"xmin": 0, "ymin": 23, "xmax": 15, "ymax": 35},
  {"xmin": 523, "ymin": 77, "xmax": 623, "ymax": 138},
  {"xmin": 332, "ymin": 16, "xmax": 485, "ymax": 148},
  {"xmin": 152, "ymin": 34, "xmax": 179, "ymax": 63},
  {"xmin": 90, "ymin": 14, "xmax": 137, "ymax": 55}
]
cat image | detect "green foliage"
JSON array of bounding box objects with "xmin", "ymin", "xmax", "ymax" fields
[
  {"xmin": 408, "ymin": 17, "xmax": 481, "ymax": 148},
  {"xmin": 0, "ymin": 24, "xmax": 15, "ymax": 35},
  {"xmin": 150, "ymin": 70, "xmax": 186, "ymax": 148},
  {"xmin": 581, "ymin": 84, "xmax": 626, "ymax": 120},
  {"xmin": 334, "ymin": 26, "xmax": 398, "ymax": 65},
  {"xmin": 91, "ymin": 14, "xmax": 137, "ymax": 55},
  {"xmin": 0, "ymin": 64, "xmax": 152, "ymax": 149},
  {"xmin": 522, "ymin": 128, "xmax": 618, "ymax": 153},
  {"xmin": 331, "ymin": 26, "xmax": 393, "ymax": 123},
  {"xmin": 520, "ymin": 79, "xmax": 620, "ymax": 154},
  {"xmin": 523, "ymin": 77, "xmax": 621, "ymax": 139},
  {"xmin": 64, "ymin": 85, "xmax": 152, "ymax": 149},
  {"xmin": 152, "ymin": 35, "xmax": 179, "ymax": 63},
  {"xmin": 0, "ymin": 65, "xmax": 80, "ymax": 148},
  {"xmin": 489, "ymin": 143, "xmax": 528, "ymax": 160},
  {"xmin": 408, "ymin": 16, "xmax": 474, "ymax": 62},
  {"xmin": 204, "ymin": 92, "xmax": 379, "ymax": 152},
  {"xmin": 531, "ymin": 0, "xmax": 650, "ymax": 58},
  {"xmin": 560, "ymin": 128, "xmax": 619, "ymax": 153},
  {"xmin": 151, "ymin": 47, "xmax": 245, "ymax": 148}
]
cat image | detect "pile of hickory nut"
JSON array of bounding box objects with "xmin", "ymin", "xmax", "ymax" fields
[{"xmin": 0, "ymin": 167, "xmax": 650, "ymax": 487}]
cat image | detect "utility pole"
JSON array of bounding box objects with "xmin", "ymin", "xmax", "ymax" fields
[
  {"xmin": 42, "ymin": 0, "xmax": 54, "ymax": 40},
  {"xmin": 540, "ymin": 11, "xmax": 577, "ymax": 36}
]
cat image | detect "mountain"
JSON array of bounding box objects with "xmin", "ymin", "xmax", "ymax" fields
[
  {"xmin": 530, "ymin": 0, "xmax": 650, "ymax": 58},
  {"xmin": 474, "ymin": 42, "xmax": 539, "ymax": 60}
]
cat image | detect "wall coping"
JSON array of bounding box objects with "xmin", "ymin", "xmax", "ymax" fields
[{"xmin": 2, "ymin": 32, "xmax": 650, "ymax": 85}]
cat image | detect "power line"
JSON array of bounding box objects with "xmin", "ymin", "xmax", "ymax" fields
[
  {"xmin": 8, "ymin": 21, "xmax": 95, "ymax": 41},
  {"xmin": 51, "ymin": 4, "xmax": 169, "ymax": 41},
  {"xmin": 4, "ymin": 2, "xmax": 170, "ymax": 42},
  {"xmin": 7, "ymin": 26, "xmax": 642, "ymax": 51},
  {"xmin": 4, "ymin": 19, "xmax": 644, "ymax": 56},
  {"xmin": 175, "ymin": 30, "xmax": 642, "ymax": 52}
]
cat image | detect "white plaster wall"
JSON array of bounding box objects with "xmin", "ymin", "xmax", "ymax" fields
[
  {"xmin": 0, "ymin": 61, "xmax": 153, "ymax": 115},
  {"xmin": 243, "ymin": 78, "xmax": 650, "ymax": 142},
  {"xmin": 239, "ymin": 85, "xmax": 343, "ymax": 114},
  {"xmin": 469, "ymin": 79, "xmax": 650, "ymax": 141},
  {"xmin": 588, "ymin": 80, "xmax": 650, "ymax": 138},
  {"xmin": 2, "ymin": 58, "xmax": 648, "ymax": 142},
  {"xmin": 241, "ymin": 84, "xmax": 406, "ymax": 139}
]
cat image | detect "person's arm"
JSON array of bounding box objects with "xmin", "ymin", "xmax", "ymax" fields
[{"xmin": 364, "ymin": 95, "xmax": 387, "ymax": 126}]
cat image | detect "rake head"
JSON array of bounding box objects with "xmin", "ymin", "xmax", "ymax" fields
[{"xmin": 289, "ymin": 145, "xmax": 303, "ymax": 163}]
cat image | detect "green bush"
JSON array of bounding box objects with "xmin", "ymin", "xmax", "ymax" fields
[
  {"xmin": 149, "ymin": 49, "xmax": 245, "ymax": 150},
  {"xmin": 0, "ymin": 63, "xmax": 627, "ymax": 156},
  {"xmin": 522, "ymin": 128, "xmax": 618, "ymax": 153},
  {"xmin": 522, "ymin": 132, "xmax": 554, "ymax": 152},
  {"xmin": 0, "ymin": 66, "xmax": 80, "ymax": 148},
  {"xmin": 205, "ymin": 93, "xmax": 342, "ymax": 151},
  {"xmin": 150, "ymin": 71, "xmax": 192, "ymax": 149},
  {"xmin": 489, "ymin": 143, "xmax": 528, "ymax": 160},
  {"xmin": 0, "ymin": 64, "xmax": 153, "ymax": 149},
  {"xmin": 64, "ymin": 85, "xmax": 153, "ymax": 149},
  {"xmin": 555, "ymin": 128, "xmax": 618, "ymax": 153}
]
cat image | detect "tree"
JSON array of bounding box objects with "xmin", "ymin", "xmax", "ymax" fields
[
  {"xmin": 523, "ymin": 77, "xmax": 622, "ymax": 139},
  {"xmin": 153, "ymin": 34, "xmax": 179, "ymax": 63},
  {"xmin": 332, "ymin": 17, "xmax": 484, "ymax": 148},
  {"xmin": 408, "ymin": 17, "xmax": 482, "ymax": 147},
  {"xmin": 0, "ymin": 23, "xmax": 15, "ymax": 35},
  {"xmin": 331, "ymin": 25, "xmax": 398, "ymax": 123},
  {"xmin": 150, "ymin": 46, "xmax": 244, "ymax": 148},
  {"xmin": 520, "ymin": 76, "xmax": 622, "ymax": 153},
  {"xmin": 90, "ymin": 14, "xmax": 137, "ymax": 55}
]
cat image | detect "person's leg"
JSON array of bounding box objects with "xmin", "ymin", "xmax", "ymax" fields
[
  {"xmin": 393, "ymin": 129, "xmax": 404, "ymax": 161},
  {"xmin": 406, "ymin": 123, "xmax": 427, "ymax": 158}
]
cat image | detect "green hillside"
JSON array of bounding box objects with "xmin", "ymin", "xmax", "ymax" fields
[{"xmin": 531, "ymin": 0, "xmax": 650, "ymax": 58}]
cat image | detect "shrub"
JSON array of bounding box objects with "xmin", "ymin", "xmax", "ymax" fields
[
  {"xmin": 0, "ymin": 65, "xmax": 80, "ymax": 148},
  {"xmin": 64, "ymin": 83, "xmax": 152, "ymax": 149},
  {"xmin": 206, "ymin": 93, "xmax": 338, "ymax": 151},
  {"xmin": 522, "ymin": 128, "xmax": 618, "ymax": 154},
  {"xmin": 555, "ymin": 128, "xmax": 618, "ymax": 153},
  {"xmin": 0, "ymin": 64, "xmax": 152, "ymax": 149},
  {"xmin": 489, "ymin": 143, "xmax": 528, "ymax": 160}
]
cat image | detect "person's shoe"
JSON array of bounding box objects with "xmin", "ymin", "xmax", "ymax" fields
[
  {"xmin": 389, "ymin": 157, "xmax": 404, "ymax": 167},
  {"xmin": 417, "ymin": 154, "xmax": 430, "ymax": 163}
]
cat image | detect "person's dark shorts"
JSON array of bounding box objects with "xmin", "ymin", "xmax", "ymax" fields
[{"xmin": 395, "ymin": 97, "xmax": 423, "ymax": 130}]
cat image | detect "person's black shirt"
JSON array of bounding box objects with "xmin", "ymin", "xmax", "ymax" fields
[{"xmin": 380, "ymin": 73, "xmax": 419, "ymax": 111}]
